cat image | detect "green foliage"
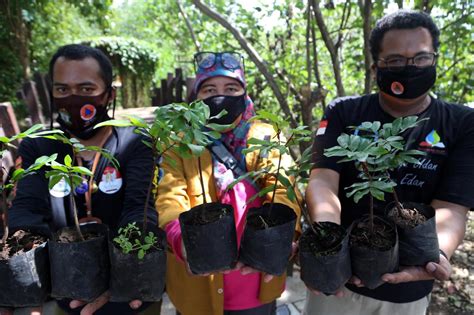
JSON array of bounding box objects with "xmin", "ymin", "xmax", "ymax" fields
[
  {"xmin": 97, "ymin": 100, "xmax": 222, "ymax": 255},
  {"xmin": 43, "ymin": 133, "xmax": 119, "ymax": 170},
  {"xmin": 1, "ymin": 154, "xmax": 58, "ymax": 193},
  {"xmin": 1, "ymin": 1, "xmax": 472, "ymax": 133},
  {"xmin": 113, "ymin": 222, "xmax": 158, "ymax": 260},
  {"xmin": 228, "ymin": 109, "xmax": 312, "ymax": 204},
  {"xmin": 97, "ymin": 100, "xmax": 224, "ymax": 160},
  {"xmin": 45, "ymin": 155, "xmax": 93, "ymax": 191},
  {"xmin": 0, "ymin": 124, "xmax": 61, "ymax": 159},
  {"xmin": 324, "ymin": 116, "xmax": 427, "ymax": 204},
  {"xmin": 0, "ymin": 124, "xmax": 62, "ymax": 242}
]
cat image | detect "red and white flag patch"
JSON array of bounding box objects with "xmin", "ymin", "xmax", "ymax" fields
[{"xmin": 316, "ymin": 120, "xmax": 328, "ymax": 136}]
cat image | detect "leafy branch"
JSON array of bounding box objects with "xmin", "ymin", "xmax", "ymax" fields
[
  {"xmin": 1, "ymin": 124, "xmax": 61, "ymax": 244},
  {"xmin": 227, "ymin": 110, "xmax": 312, "ymax": 217},
  {"xmin": 97, "ymin": 100, "xmax": 226, "ymax": 257},
  {"xmin": 324, "ymin": 116, "xmax": 427, "ymax": 233}
]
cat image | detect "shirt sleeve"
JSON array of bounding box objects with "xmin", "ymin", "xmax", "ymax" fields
[
  {"xmin": 8, "ymin": 138, "xmax": 51, "ymax": 230},
  {"xmin": 311, "ymin": 100, "xmax": 346, "ymax": 173},
  {"xmin": 434, "ymin": 111, "xmax": 474, "ymax": 209},
  {"xmin": 165, "ymin": 219, "xmax": 185, "ymax": 261},
  {"xmin": 118, "ymin": 133, "xmax": 158, "ymax": 228}
]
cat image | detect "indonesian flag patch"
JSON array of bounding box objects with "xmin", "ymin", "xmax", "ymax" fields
[{"xmin": 316, "ymin": 120, "xmax": 328, "ymax": 136}]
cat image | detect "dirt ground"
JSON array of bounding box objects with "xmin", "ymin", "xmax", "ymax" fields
[{"xmin": 427, "ymin": 212, "xmax": 474, "ymax": 315}]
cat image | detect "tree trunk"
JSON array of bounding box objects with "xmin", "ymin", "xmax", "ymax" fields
[
  {"xmin": 2, "ymin": 1, "xmax": 31, "ymax": 80},
  {"xmin": 311, "ymin": 0, "xmax": 345, "ymax": 97},
  {"xmin": 192, "ymin": 0, "xmax": 298, "ymax": 130},
  {"xmin": 358, "ymin": 0, "xmax": 372, "ymax": 94}
]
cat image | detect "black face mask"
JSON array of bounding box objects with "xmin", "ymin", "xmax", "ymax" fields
[
  {"xmin": 203, "ymin": 94, "xmax": 247, "ymax": 126},
  {"xmin": 53, "ymin": 90, "xmax": 111, "ymax": 139},
  {"xmin": 376, "ymin": 65, "xmax": 436, "ymax": 99}
]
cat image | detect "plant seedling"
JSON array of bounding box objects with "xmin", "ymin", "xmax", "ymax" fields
[
  {"xmin": 44, "ymin": 133, "xmax": 118, "ymax": 242},
  {"xmin": 1, "ymin": 125, "xmax": 61, "ymax": 245},
  {"xmin": 96, "ymin": 100, "xmax": 228, "ymax": 258},
  {"xmin": 324, "ymin": 116, "xmax": 427, "ymax": 234},
  {"xmin": 228, "ymin": 110, "xmax": 311, "ymax": 227},
  {"xmin": 113, "ymin": 222, "xmax": 158, "ymax": 259}
]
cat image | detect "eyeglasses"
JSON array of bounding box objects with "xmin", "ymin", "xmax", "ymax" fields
[
  {"xmin": 377, "ymin": 52, "xmax": 438, "ymax": 71},
  {"xmin": 194, "ymin": 52, "xmax": 244, "ymax": 72}
]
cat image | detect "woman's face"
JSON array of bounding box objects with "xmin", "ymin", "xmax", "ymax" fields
[{"xmin": 197, "ymin": 76, "xmax": 244, "ymax": 100}]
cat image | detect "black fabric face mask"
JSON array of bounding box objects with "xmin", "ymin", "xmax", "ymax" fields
[
  {"xmin": 203, "ymin": 94, "xmax": 247, "ymax": 126},
  {"xmin": 376, "ymin": 65, "xmax": 436, "ymax": 99},
  {"xmin": 53, "ymin": 90, "xmax": 111, "ymax": 139}
]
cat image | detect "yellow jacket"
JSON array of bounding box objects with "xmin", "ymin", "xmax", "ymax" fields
[{"xmin": 156, "ymin": 122, "xmax": 301, "ymax": 315}]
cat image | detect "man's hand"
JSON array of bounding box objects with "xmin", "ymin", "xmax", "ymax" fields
[
  {"xmin": 382, "ymin": 254, "xmax": 452, "ymax": 284},
  {"xmin": 70, "ymin": 291, "xmax": 142, "ymax": 315}
]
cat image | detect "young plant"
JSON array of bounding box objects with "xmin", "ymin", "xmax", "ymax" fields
[
  {"xmin": 113, "ymin": 222, "xmax": 158, "ymax": 259},
  {"xmin": 228, "ymin": 110, "xmax": 312, "ymax": 222},
  {"xmin": 323, "ymin": 116, "xmax": 426, "ymax": 233},
  {"xmin": 44, "ymin": 133, "xmax": 118, "ymax": 241},
  {"xmin": 0, "ymin": 125, "xmax": 61, "ymax": 244},
  {"xmin": 96, "ymin": 100, "xmax": 227, "ymax": 257}
]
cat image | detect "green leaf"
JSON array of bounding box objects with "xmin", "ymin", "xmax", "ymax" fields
[
  {"xmin": 286, "ymin": 186, "xmax": 296, "ymax": 202},
  {"xmin": 370, "ymin": 188, "xmax": 386, "ymax": 201},
  {"xmin": 276, "ymin": 173, "xmax": 291, "ymax": 188},
  {"xmin": 64, "ymin": 155, "xmax": 72, "ymax": 167},
  {"xmin": 348, "ymin": 135, "xmax": 361, "ymax": 151},
  {"xmin": 187, "ymin": 143, "xmax": 205, "ymax": 156},
  {"xmin": 10, "ymin": 169, "xmax": 26, "ymax": 182},
  {"xmin": 95, "ymin": 119, "xmax": 134, "ymax": 128},
  {"xmin": 128, "ymin": 115, "xmax": 148, "ymax": 128},
  {"xmin": 336, "ymin": 134, "xmax": 350, "ymax": 147},
  {"xmin": 48, "ymin": 175, "xmax": 64, "ymax": 190},
  {"xmin": 207, "ymin": 123, "xmax": 232, "ymax": 132}
]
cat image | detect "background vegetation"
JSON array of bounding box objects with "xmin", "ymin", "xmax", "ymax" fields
[{"xmin": 0, "ymin": 0, "xmax": 472, "ymax": 123}]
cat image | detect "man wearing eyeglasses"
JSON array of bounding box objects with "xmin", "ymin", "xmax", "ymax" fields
[{"xmin": 304, "ymin": 10, "xmax": 473, "ymax": 315}]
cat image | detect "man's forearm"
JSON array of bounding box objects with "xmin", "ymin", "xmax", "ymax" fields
[
  {"xmin": 306, "ymin": 174, "xmax": 341, "ymax": 224},
  {"xmin": 432, "ymin": 199, "xmax": 468, "ymax": 259}
]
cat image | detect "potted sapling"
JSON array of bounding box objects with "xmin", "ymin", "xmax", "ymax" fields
[
  {"xmin": 324, "ymin": 116, "xmax": 427, "ymax": 289},
  {"xmin": 45, "ymin": 134, "xmax": 117, "ymax": 302},
  {"xmin": 176, "ymin": 101, "xmax": 239, "ymax": 275},
  {"xmin": 228, "ymin": 110, "xmax": 299, "ymax": 276},
  {"xmin": 293, "ymin": 147, "xmax": 352, "ymax": 295},
  {"xmin": 360, "ymin": 117, "xmax": 439, "ymax": 266},
  {"xmin": 0, "ymin": 125, "xmax": 59, "ymax": 307},
  {"xmin": 95, "ymin": 102, "xmax": 209, "ymax": 301}
]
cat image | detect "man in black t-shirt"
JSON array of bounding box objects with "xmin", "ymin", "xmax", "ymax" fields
[
  {"xmin": 304, "ymin": 10, "xmax": 473, "ymax": 315},
  {"xmin": 2, "ymin": 45, "xmax": 160, "ymax": 315}
]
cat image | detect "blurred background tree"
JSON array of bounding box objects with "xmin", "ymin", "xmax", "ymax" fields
[{"xmin": 0, "ymin": 0, "xmax": 472, "ymax": 125}]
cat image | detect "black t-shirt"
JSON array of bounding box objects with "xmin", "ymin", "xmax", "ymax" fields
[
  {"xmin": 312, "ymin": 94, "xmax": 474, "ymax": 303},
  {"xmin": 8, "ymin": 126, "xmax": 157, "ymax": 315},
  {"xmin": 9, "ymin": 126, "xmax": 157, "ymax": 232}
]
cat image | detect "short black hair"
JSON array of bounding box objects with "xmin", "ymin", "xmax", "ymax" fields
[
  {"xmin": 369, "ymin": 10, "xmax": 440, "ymax": 62},
  {"xmin": 49, "ymin": 44, "xmax": 113, "ymax": 87}
]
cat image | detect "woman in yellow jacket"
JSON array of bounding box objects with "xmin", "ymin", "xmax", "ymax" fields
[{"xmin": 156, "ymin": 52, "xmax": 300, "ymax": 315}]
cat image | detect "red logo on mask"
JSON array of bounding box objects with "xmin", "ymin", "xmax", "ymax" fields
[
  {"xmin": 80, "ymin": 104, "xmax": 97, "ymax": 121},
  {"xmin": 391, "ymin": 82, "xmax": 404, "ymax": 95}
]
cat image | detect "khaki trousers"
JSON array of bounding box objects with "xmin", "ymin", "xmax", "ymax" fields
[{"xmin": 303, "ymin": 287, "xmax": 430, "ymax": 315}]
